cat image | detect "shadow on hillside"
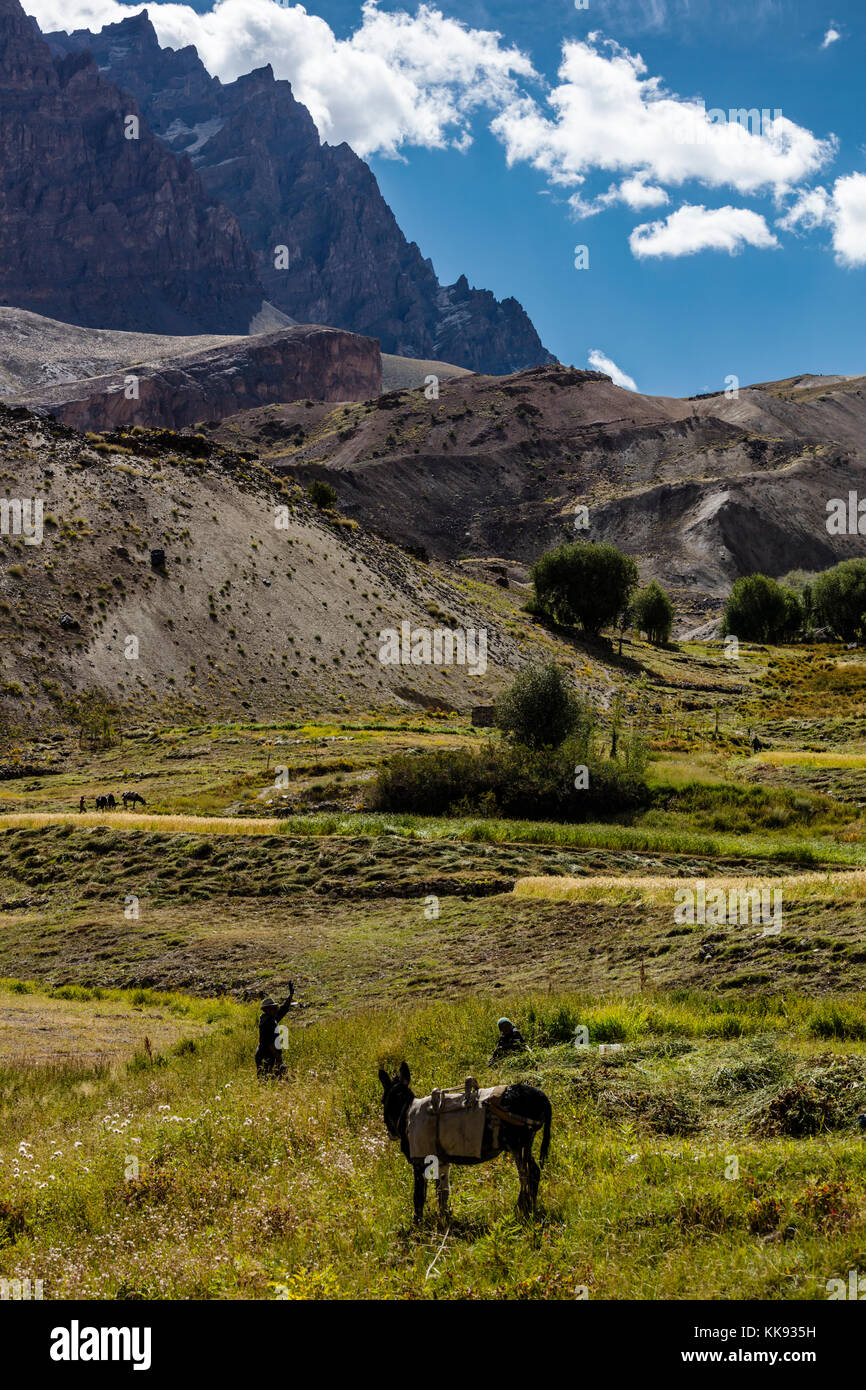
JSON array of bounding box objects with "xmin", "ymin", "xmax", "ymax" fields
[{"xmin": 528, "ymin": 614, "xmax": 653, "ymax": 679}]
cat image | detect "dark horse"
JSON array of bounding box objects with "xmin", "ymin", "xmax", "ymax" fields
[
  {"xmin": 378, "ymin": 1062, "xmax": 551, "ymax": 1222},
  {"xmin": 122, "ymin": 791, "xmax": 146, "ymax": 808}
]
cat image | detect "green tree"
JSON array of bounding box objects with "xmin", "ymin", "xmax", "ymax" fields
[
  {"xmin": 632, "ymin": 581, "xmax": 674, "ymax": 645},
  {"xmin": 494, "ymin": 662, "xmax": 586, "ymax": 750},
  {"xmin": 722, "ymin": 575, "xmax": 800, "ymax": 643},
  {"xmin": 63, "ymin": 688, "xmax": 123, "ymax": 750},
  {"xmin": 531, "ymin": 542, "xmax": 639, "ymax": 636},
  {"xmin": 812, "ymin": 559, "xmax": 866, "ymax": 641}
]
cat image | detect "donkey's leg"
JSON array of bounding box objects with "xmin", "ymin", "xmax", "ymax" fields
[
  {"xmin": 527, "ymin": 1152, "xmax": 541, "ymax": 1211},
  {"xmin": 435, "ymin": 1163, "xmax": 451, "ymax": 1224},
  {"xmin": 412, "ymin": 1161, "xmax": 427, "ymax": 1224},
  {"xmin": 512, "ymin": 1144, "xmax": 531, "ymax": 1218}
]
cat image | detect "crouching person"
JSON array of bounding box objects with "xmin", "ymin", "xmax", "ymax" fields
[
  {"xmin": 489, "ymin": 1016, "xmax": 527, "ymax": 1065},
  {"xmin": 255, "ymin": 985, "xmax": 294, "ymax": 1078}
]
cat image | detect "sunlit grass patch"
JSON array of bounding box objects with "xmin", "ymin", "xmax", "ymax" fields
[
  {"xmin": 754, "ymin": 751, "xmax": 866, "ymax": 769},
  {"xmin": 0, "ymin": 979, "xmax": 229, "ymax": 1067},
  {"xmin": 514, "ymin": 868, "xmax": 866, "ymax": 906}
]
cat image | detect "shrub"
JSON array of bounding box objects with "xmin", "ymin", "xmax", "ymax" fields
[
  {"xmin": 494, "ymin": 662, "xmax": 589, "ymax": 750},
  {"xmin": 812, "ymin": 558, "xmax": 866, "ymax": 640},
  {"xmin": 631, "ymin": 581, "xmax": 674, "ymax": 645},
  {"xmin": 365, "ymin": 741, "xmax": 650, "ymax": 820},
  {"xmin": 531, "ymin": 542, "xmax": 638, "ymax": 636},
  {"xmin": 306, "ymin": 480, "xmax": 338, "ymax": 510},
  {"xmin": 722, "ymin": 575, "xmax": 801, "ymax": 642}
]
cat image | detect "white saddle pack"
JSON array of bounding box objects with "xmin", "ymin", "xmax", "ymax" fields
[{"xmin": 406, "ymin": 1078, "xmax": 507, "ymax": 1160}]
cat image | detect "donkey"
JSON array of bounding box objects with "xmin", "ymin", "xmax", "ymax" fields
[
  {"xmin": 95, "ymin": 795, "xmax": 107, "ymax": 811},
  {"xmin": 122, "ymin": 791, "xmax": 146, "ymax": 808},
  {"xmin": 105, "ymin": 793, "xmax": 117, "ymax": 810},
  {"xmin": 378, "ymin": 1062, "xmax": 551, "ymax": 1223}
]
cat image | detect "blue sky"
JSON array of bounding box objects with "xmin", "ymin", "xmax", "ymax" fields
[{"xmin": 29, "ymin": 0, "xmax": 866, "ymax": 395}]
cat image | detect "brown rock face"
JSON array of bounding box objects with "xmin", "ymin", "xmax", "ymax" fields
[
  {"xmin": 44, "ymin": 11, "xmax": 556, "ymax": 375},
  {"xmin": 17, "ymin": 325, "xmax": 382, "ymax": 431},
  {"xmin": 0, "ymin": 0, "xmax": 264, "ymax": 333}
]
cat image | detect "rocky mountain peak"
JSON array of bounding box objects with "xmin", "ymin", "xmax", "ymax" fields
[
  {"xmin": 42, "ymin": 8, "xmax": 556, "ymax": 373},
  {"xmin": 0, "ymin": 0, "xmax": 265, "ymax": 334}
]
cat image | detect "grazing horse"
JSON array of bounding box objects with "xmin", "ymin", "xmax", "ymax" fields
[
  {"xmin": 122, "ymin": 791, "xmax": 146, "ymax": 808},
  {"xmin": 378, "ymin": 1062, "xmax": 551, "ymax": 1223}
]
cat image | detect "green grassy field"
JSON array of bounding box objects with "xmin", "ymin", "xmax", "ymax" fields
[
  {"xmin": 1, "ymin": 984, "xmax": 863, "ymax": 1300},
  {"xmin": 1, "ymin": 638, "xmax": 864, "ymax": 1300}
]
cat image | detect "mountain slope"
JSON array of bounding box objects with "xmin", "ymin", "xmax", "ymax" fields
[
  {"xmin": 0, "ymin": 0, "xmax": 268, "ymax": 335},
  {"xmin": 43, "ymin": 10, "xmax": 555, "ymax": 375},
  {"xmin": 207, "ymin": 365, "xmax": 866, "ymax": 602},
  {"xmin": 0, "ymin": 401, "xmax": 576, "ymax": 720}
]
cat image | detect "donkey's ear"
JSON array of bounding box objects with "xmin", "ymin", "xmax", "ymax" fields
[
  {"xmin": 398, "ymin": 1061, "xmax": 411, "ymax": 1085},
  {"xmin": 378, "ymin": 1068, "xmax": 392, "ymax": 1091}
]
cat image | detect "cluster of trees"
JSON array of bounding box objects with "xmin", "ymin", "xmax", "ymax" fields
[
  {"xmin": 62, "ymin": 688, "xmax": 123, "ymax": 750},
  {"xmin": 722, "ymin": 559, "xmax": 866, "ymax": 643},
  {"xmin": 368, "ymin": 663, "xmax": 649, "ymax": 820},
  {"xmin": 529, "ymin": 541, "xmax": 674, "ymax": 646}
]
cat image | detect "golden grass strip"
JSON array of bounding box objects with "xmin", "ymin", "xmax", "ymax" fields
[
  {"xmin": 514, "ymin": 868, "xmax": 866, "ymax": 904},
  {"xmin": 753, "ymin": 751, "xmax": 866, "ymax": 767},
  {"xmin": 0, "ymin": 811, "xmax": 283, "ymax": 836}
]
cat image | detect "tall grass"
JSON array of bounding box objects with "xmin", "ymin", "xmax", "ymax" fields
[
  {"xmin": 3, "ymin": 810, "xmax": 862, "ymax": 866},
  {"xmin": 0, "ymin": 986, "xmax": 863, "ymax": 1301}
]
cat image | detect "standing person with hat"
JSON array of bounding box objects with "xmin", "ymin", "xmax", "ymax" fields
[
  {"xmin": 489, "ymin": 1016, "xmax": 526, "ymax": 1065},
  {"xmin": 255, "ymin": 984, "xmax": 294, "ymax": 1078}
]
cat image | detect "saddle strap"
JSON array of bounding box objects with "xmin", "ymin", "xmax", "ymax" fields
[{"xmin": 485, "ymin": 1098, "xmax": 542, "ymax": 1130}]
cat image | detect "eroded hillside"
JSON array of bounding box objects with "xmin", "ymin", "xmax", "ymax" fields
[
  {"xmin": 211, "ymin": 365, "xmax": 866, "ymax": 604},
  {"xmin": 0, "ymin": 403, "xmax": 609, "ymax": 721}
]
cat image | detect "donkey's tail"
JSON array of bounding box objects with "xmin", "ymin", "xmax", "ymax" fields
[{"xmin": 538, "ymin": 1094, "xmax": 552, "ymax": 1166}]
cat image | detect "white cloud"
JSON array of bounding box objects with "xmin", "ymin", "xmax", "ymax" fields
[
  {"xmin": 588, "ymin": 349, "xmax": 637, "ymax": 391},
  {"xmin": 26, "ymin": 0, "xmax": 536, "ymax": 157},
  {"xmin": 777, "ymin": 186, "xmax": 833, "ymax": 232},
  {"xmin": 629, "ymin": 204, "xmax": 780, "ymax": 258},
  {"xmin": 829, "ymin": 174, "xmax": 866, "ymax": 266},
  {"xmin": 618, "ymin": 174, "xmax": 669, "ymax": 209},
  {"xmin": 778, "ymin": 175, "xmax": 866, "ymax": 267},
  {"xmin": 28, "ymin": 4, "xmax": 834, "ymax": 192},
  {"xmin": 568, "ymin": 170, "xmax": 670, "ymax": 218},
  {"xmin": 821, "ymin": 26, "xmax": 841, "ymax": 49},
  {"xmin": 491, "ymin": 36, "xmax": 835, "ymax": 199},
  {"xmin": 26, "ymin": 2, "xmax": 841, "ymax": 265}
]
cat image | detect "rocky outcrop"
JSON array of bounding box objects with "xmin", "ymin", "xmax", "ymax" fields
[
  {"xmin": 17, "ymin": 325, "xmax": 382, "ymax": 431},
  {"xmin": 0, "ymin": 0, "xmax": 265, "ymax": 334},
  {"xmin": 44, "ymin": 10, "xmax": 556, "ymax": 374}
]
